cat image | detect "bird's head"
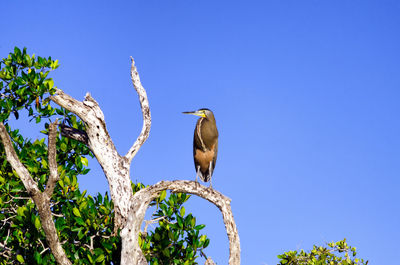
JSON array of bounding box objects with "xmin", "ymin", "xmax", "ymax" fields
[{"xmin": 182, "ymin": 108, "xmax": 214, "ymax": 119}]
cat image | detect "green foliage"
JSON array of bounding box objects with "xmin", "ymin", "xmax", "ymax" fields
[
  {"xmin": 277, "ymin": 239, "xmax": 368, "ymax": 265},
  {"xmin": 0, "ymin": 46, "xmax": 59, "ymax": 123},
  {"xmin": 0, "ymin": 47, "xmax": 210, "ymax": 264},
  {"xmin": 0, "ymin": 124, "xmax": 113, "ymax": 264},
  {"xmin": 141, "ymin": 192, "xmax": 209, "ymax": 265}
]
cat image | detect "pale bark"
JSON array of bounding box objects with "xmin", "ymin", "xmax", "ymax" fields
[
  {"xmin": 125, "ymin": 180, "xmax": 241, "ymax": 265},
  {"xmin": 125, "ymin": 57, "xmax": 151, "ymax": 163},
  {"xmin": 2, "ymin": 58, "xmax": 241, "ymax": 264},
  {"xmin": 50, "ymin": 59, "xmax": 152, "ymax": 264},
  {"xmin": 51, "ymin": 89, "xmax": 133, "ymax": 233},
  {"xmin": 205, "ymin": 257, "xmax": 217, "ymax": 265},
  {"xmin": 0, "ymin": 121, "xmax": 72, "ymax": 265}
]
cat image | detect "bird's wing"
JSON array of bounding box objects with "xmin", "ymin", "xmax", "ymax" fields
[{"xmin": 212, "ymin": 138, "xmax": 218, "ymax": 172}]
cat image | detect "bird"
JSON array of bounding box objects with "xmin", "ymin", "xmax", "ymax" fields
[{"xmin": 183, "ymin": 108, "xmax": 219, "ymax": 188}]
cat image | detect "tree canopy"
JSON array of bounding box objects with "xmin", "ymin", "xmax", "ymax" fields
[
  {"xmin": 0, "ymin": 47, "xmax": 210, "ymax": 264},
  {"xmin": 277, "ymin": 239, "xmax": 368, "ymax": 265}
]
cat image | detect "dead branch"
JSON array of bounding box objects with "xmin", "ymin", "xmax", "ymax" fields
[
  {"xmin": 51, "ymin": 89, "xmax": 133, "ymax": 233},
  {"xmin": 59, "ymin": 124, "xmax": 89, "ymax": 146},
  {"xmin": 205, "ymin": 257, "xmax": 217, "ymax": 265},
  {"xmin": 123, "ymin": 180, "xmax": 240, "ymax": 265},
  {"xmin": 50, "ymin": 58, "xmax": 152, "ymax": 264},
  {"xmin": 38, "ymin": 58, "xmax": 239, "ymax": 265},
  {"xmin": 45, "ymin": 121, "xmax": 59, "ymax": 197},
  {"xmin": 125, "ymin": 57, "xmax": 151, "ymax": 163}
]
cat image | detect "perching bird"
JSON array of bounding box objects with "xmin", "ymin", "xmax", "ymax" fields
[{"xmin": 183, "ymin": 108, "xmax": 219, "ymax": 187}]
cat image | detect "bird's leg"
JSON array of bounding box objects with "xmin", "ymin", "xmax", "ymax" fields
[
  {"xmin": 196, "ymin": 165, "xmax": 201, "ymax": 183},
  {"xmin": 208, "ymin": 162, "xmax": 213, "ymax": 189}
]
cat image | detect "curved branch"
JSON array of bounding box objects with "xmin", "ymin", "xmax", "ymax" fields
[
  {"xmin": 123, "ymin": 180, "xmax": 240, "ymax": 265},
  {"xmin": 125, "ymin": 57, "xmax": 151, "ymax": 163}
]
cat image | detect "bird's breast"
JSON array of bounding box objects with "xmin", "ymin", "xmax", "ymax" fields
[{"xmin": 194, "ymin": 144, "xmax": 216, "ymax": 172}]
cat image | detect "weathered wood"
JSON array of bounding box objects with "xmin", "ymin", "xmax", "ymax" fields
[
  {"xmin": 1, "ymin": 58, "xmax": 241, "ymax": 265},
  {"xmin": 125, "ymin": 180, "xmax": 241, "ymax": 265},
  {"xmin": 0, "ymin": 121, "xmax": 72, "ymax": 265},
  {"xmin": 125, "ymin": 57, "xmax": 151, "ymax": 164},
  {"xmin": 51, "ymin": 89, "xmax": 133, "ymax": 234},
  {"xmin": 50, "ymin": 59, "xmax": 152, "ymax": 264}
]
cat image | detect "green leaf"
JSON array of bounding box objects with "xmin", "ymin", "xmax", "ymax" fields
[
  {"xmin": 73, "ymin": 207, "xmax": 81, "ymax": 217},
  {"xmin": 16, "ymin": 254, "xmax": 25, "ymax": 263},
  {"xmin": 95, "ymin": 254, "xmax": 105, "ymax": 262},
  {"xmin": 81, "ymin": 156, "xmax": 88, "ymax": 167},
  {"xmin": 75, "ymin": 217, "xmax": 85, "ymax": 226},
  {"xmin": 14, "ymin": 47, "xmax": 22, "ymax": 57},
  {"xmin": 159, "ymin": 190, "xmax": 167, "ymax": 202},
  {"xmin": 194, "ymin": 224, "xmax": 205, "ymax": 230},
  {"xmin": 44, "ymin": 78, "xmax": 54, "ymax": 89},
  {"xmin": 199, "ymin": 235, "xmax": 207, "ymax": 244},
  {"xmin": 17, "ymin": 206, "xmax": 27, "ymax": 217},
  {"xmin": 180, "ymin": 206, "xmax": 185, "ymax": 216},
  {"xmin": 87, "ymin": 253, "xmax": 93, "ymax": 263},
  {"xmin": 162, "ymin": 248, "xmax": 170, "ymax": 258},
  {"xmin": 34, "ymin": 216, "xmax": 41, "ymax": 230},
  {"xmin": 204, "ymin": 238, "xmax": 210, "ymax": 248},
  {"xmin": 60, "ymin": 143, "xmax": 67, "ymax": 152},
  {"xmin": 177, "ymin": 216, "xmax": 183, "ymax": 228},
  {"xmin": 23, "ymin": 53, "xmax": 32, "ymax": 67},
  {"xmin": 34, "ymin": 251, "xmax": 42, "ymax": 263}
]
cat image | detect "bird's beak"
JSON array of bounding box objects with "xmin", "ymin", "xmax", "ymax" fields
[{"xmin": 182, "ymin": 111, "xmax": 206, "ymax": 117}]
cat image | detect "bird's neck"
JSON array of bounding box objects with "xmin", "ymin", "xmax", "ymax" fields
[{"xmin": 200, "ymin": 118, "xmax": 218, "ymax": 146}]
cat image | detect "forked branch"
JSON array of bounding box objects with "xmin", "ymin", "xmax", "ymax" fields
[
  {"xmin": 0, "ymin": 121, "xmax": 72, "ymax": 265},
  {"xmin": 50, "ymin": 58, "xmax": 153, "ymax": 264},
  {"xmin": 3, "ymin": 57, "xmax": 240, "ymax": 265}
]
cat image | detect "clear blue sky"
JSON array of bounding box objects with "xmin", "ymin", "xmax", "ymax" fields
[{"xmin": 2, "ymin": 1, "xmax": 400, "ymax": 264}]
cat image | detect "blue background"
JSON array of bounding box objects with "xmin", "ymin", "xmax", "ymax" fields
[{"xmin": 2, "ymin": 1, "xmax": 399, "ymax": 264}]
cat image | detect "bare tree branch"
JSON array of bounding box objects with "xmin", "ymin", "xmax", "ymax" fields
[
  {"xmin": 51, "ymin": 89, "xmax": 133, "ymax": 233},
  {"xmin": 125, "ymin": 57, "xmax": 151, "ymax": 163},
  {"xmin": 0, "ymin": 122, "xmax": 40, "ymax": 197},
  {"xmin": 50, "ymin": 58, "xmax": 153, "ymax": 264},
  {"xmin": 59, "ymin": 124, "xmax": 89, "ymax": 146},
  {"xmin": 0, "ymin": 121, "xmax": 72, "ymax": 265},
  {"xmin": 143, "ymin": 216, "xmax": 166, "ymax": 235},
  {"xmin": 122, "ymin": 180, "xmax": 241, "ymax": 265},
  {"xmin": 205, "ymin": 257, "xmax": 217, "ymax": 265},
  {"xmin": 45, "ymin": 120, "xmax": 59, "ymax": 197},
  {"xmin": 48, "ymin": 59, "xmax": 240, "ymax": 265}
]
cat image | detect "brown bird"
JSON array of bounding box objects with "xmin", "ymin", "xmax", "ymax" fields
[{"xmin": 183, "ymin": 108, "xmax": 219, "ymax": 187}]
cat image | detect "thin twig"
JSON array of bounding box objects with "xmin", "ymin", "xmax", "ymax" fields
[{"xmin": 143, "ymin": 216, "xmax": 166, "ymax": 234}]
